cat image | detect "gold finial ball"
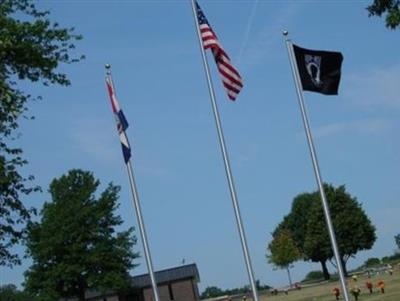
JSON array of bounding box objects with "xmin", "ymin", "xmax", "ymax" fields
[
  {"xmin": 283, "ymin": 30, "xmax": 289, "ymax": 36},
  {"xmin": 105, "ymin": 64, "xmax": 111, "ymax": 69}
]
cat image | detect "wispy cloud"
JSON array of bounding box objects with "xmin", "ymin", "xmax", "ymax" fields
[
  {"xmin": 236, "ymin": 143, "xmax": 260, "ymax": 166},
  {"xmin": 137, "ymin": 164, "xmax": 173, "ymax": 180},
  {"xmin": 372, "ymin": 207, "xmax": 400, "ymax": 236},
  {"xmin": 70, "ymin": 117, "xmax": 119, "ymax": 164},
  {"xmin": 236, "ymin": 0, "xmax": 260, "ymax": 66},
  {"xmin": 312, "ymin": 118, "xmax": 393, "ymax": 139},
  {"xmin": 295, "ymin": 118, "xmax": 394, "ymax": 140},
  {"xmin": 344, "ymin": 63, "xmax": 400, "ymax": 110},
  {"xmin": 240, "ymin": 3, "xmax": 301, "ymax": 68},
  {"xmin": 70, "ymin": 117, "xmax": 173, "ymax": 179}
]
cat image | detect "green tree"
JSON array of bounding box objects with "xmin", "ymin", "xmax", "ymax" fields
[
  {"xmin": 267, "ymin": 229, "xmax": 301, "ymax": 269},
  {"xmin": 395, "ymin": 234, "xmax": 400, "ymax": 250},
  {"xmin": 304, "ymin": 184, "xmax": 376, "ymax": 277},
  {"xmin": 302, "ymin": 270, "xmax": 324, "ymax": 282},
  {"xmin": 200, "ymin": 286, "xmax": 224, "ymax": 299},
  {"xmin": 0, "ymin": 284, "xmax": 36, "ymax": 301},
  {"xmin": 267, "ymin": 229, "xmax": 300, "ymax": 287},
  {"xmin": 271, "ymin": 193, "xmax": 333, "ymax": 279},
  {"xmin": 271, "ymin": 184, "xmax": 376, "ymax": 280},
  {"xmin": 0, "ymin": 0, "xmax": 83, "ymax": 266},
  {"xmin": 367, "ymin": 0, "xmax": 400, "ymax": 29},
  {"xmin": 24, "ymin": 170, "xmax": 138, "ymax": 301},
  {"xmin": 283, "ymin": 193, "xmax": 317, "ymax": 256},
  {"xmin": 363, "ymin": 257, "xmax": 381, "ymax": 267}
]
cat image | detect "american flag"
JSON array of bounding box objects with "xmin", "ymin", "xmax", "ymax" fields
[
  {"xmin": 106, "ymin": 76, "xmax": 132, "ymax": 163},
  {"xmin": 195, "ymin": 1, "xmax": 243, "ymax": 101}
]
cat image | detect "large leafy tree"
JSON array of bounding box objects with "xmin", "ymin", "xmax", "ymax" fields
[
  {"xmin": 304, "ymin": 184, "xmax": 376, "ymax": 276},
  {"xmin": 272, "ymin": 193, "xmax": 333, "ymax": 279},
  {"xmin": 267, "ymin": 229, "xmax": 301, "ymax": 269},
  {"xmin": 363, "ymin": 257, "xmax": 381, "ymax": 267},
  {"xmin": 200, "ymin": 286, "xmax": 224, "ymax": 299},
  {"xmin": 267, "ymin": 229, "xmax": 300, "ymax": 287},
  {"xmin": 270, "ymin": 184, "xmax": 376, "ymax": 280},
  {"xmin": 0, "ymin": 0, "xmax": 82, "ymax": 266},
  {"xmin": 367, "ymin": 0, "xmax": 400, "ymax": 29},
  {"xmin": 280, "ymin": 193, "xmax": 317, "ymax": 256},
  {"xmin": 0, "ymin": 284, "xmax": 36, "ymax": 301},
  {"xmin": 395, "ymin": 234, "xmax": 400, "ymax": 250},
  {"xmin": 24, "ymin": 170, "xmax": 138, "ymax": 301}
]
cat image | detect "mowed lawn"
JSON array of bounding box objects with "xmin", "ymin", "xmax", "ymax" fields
[{"xmin": 244, "ymin": 271, "xmax": 399, "ymax": 301}]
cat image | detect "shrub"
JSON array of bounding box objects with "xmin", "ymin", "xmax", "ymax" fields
[
  {"xmin": 302, "ymin": 270, "xmax": 325, "ymax": 282},
  {"xmin": 364, "ymin": 257, "xmax": 381, "ymax": 267}
]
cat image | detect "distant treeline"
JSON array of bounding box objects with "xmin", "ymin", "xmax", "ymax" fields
[
  {"xmin": 361, "ymin": 253, "xmax": 400, "ymax": 269},
  {"xmin": 200, "ymin": 281, "xmax": 271, "ymax": 299},
  {"xmin": 301, "ymin": 252, "xmax": 400, "ymax": 283}
]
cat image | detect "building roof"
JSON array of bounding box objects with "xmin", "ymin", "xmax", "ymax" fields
[
  {"xmin": 85, "ymin": 263, "xmax": 200, "ymax": 300},
  {"xmin": 132, "ymin": 263, "xmax": 200, "ymax": 289}
]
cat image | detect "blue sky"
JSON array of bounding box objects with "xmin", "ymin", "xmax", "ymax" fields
[{"xmin": 1, "ymin": 0, "xmax": 400, "ymax": 292}]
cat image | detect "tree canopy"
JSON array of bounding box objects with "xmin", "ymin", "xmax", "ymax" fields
[
  {"xmin": 200, "ymin": 286, "xmax": 224, "ymax": 299},
  {"xmin": 367, "ymin": 0, "xmax": 400, "ymax": 29},
  {"xmin": 24, "ymin": 170, "xmax": 138, "ymax": 301},
  {"xmin": 200, "ymin": 283, "xmax": 269, "ymax": 300},
  {"xmin": 395, "ymin": 234, "xmax": 400, "ymax": 250},
  {"xmin": 269, "ymin": 184, "xmax": 376, "ymax": 279},
  {"xmin": 0, "ymin": 284, "xmax": 36, "ymax": 301},
  {"xmin": 302, "ymin": 270, "xmax": 325, "ymax": 282},
  {"xmin": 267, "ymin": 228, "xmax": 301, "ymax": 269},
  {"xmin": 305, "ymin": 185, "xmax": 376, "ymax": 275},
  {"xmin": 0, "ymin": 0, "xmax": 83, "ymax": 266},
  {"xmin": 363, "ymin": 257, "xmax": 381, "ymax": 267}
]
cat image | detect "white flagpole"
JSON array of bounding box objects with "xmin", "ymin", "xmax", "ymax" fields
[
  {"xmin": 283, "ymin": 32, "xmax": 350, "ymax": 301},
  {"xmin": 190, "ymin": 2, "xmax": 259, "ymax": 301},
  {"xmin": 105, "ymin": 65, "xmax": 161, "ymax": 301}
]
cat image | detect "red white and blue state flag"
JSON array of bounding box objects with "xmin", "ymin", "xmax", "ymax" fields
[
  {"xmin": 106, "ymin": 77, "xmax": 131, "ymax": 163},
  {"xmin": 195, "ymin": 1, "xmax": 243, "ymax": 101}
]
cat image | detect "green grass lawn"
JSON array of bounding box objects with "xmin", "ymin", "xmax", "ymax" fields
[{"xmin": 245, "ymin": 271, "xmax": 399, "ymax": 301}]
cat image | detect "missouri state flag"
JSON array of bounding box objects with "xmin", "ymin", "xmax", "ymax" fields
[
  {"xmin": 106, "ymin": 76, "xmax": 131, "ymax": 163},
  {"xmin": 293, "ymin": 44, "xmax": 343, "ymax": 95}
]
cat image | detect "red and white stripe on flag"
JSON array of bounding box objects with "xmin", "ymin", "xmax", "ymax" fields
[
  {"xmin": 106, "ymin": 77, "xmax": 121, "ymax": 114},
  {"xmin": 196, "ymin": 2, "xmax": 243, "ymax": 101}
]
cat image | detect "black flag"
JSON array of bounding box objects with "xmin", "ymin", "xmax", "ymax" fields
[{"xmin": 293, "ymin": 44, "xmax": 343, "ymax": 95}]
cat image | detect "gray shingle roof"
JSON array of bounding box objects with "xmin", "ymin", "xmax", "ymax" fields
[{"xmin": 132, "ymin": 263, "xmax": 200, "ymax": 289}]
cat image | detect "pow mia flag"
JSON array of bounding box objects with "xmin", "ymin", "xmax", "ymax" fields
[{"xmin": 293, "ymin": 44, "xmax": 343, "ymax": 95}]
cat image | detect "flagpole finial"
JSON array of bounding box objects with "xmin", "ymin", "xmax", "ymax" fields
[
  {"xmin": 105, "ymin": 64, "xmax": 111, "ymax": 75},
  {"xmin": 282, "ymin": 30, "xmax": 289, "ymax": 36}
]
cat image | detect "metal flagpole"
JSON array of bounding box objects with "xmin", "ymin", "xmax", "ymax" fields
[
  {"xmin": 106, "ymin": 66, "xmax": 161, "ymax": 301},
  {"xmin": 190, "ymin": 2, "xmax": 259, "ymax": 301},
  {"xmin": 125, "ymin": 162, "xmax": 161, "ymax": 301},
  {"xmin": 283, "ymin": 31, "xmax": 350, "ymax": 301}
]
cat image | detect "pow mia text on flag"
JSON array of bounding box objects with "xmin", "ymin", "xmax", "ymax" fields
[{"xmin": 293, "ymin": 44, "xmax": 343, "ymax": 95}]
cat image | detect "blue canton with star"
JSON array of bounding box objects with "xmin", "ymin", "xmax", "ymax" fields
[{"xmin": 196, "ymin": 1, "xmax": 210, "ymax": 26}]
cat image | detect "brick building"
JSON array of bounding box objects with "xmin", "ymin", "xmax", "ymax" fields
[{"xmin": 86, "ymin": 264, "xmax": 200, "ymax": 301}]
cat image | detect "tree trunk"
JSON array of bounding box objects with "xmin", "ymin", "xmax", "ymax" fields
[
  {"xmin": 286, "ymin": 266, "xmax": 293, "ymax": 288},
  {"xmin": 78, "ymin": 290, "xmax": 85, "ymax": 301},
  {"xmin": 341, "ymin": 257, "xmax": 348, "ymax": 277},
  {"xmin": 78, "ymin": 282, "xmax": 86, "ymax": 301},
  {"xmin": 320, "ymin": 260, "xmax": 330, "ymax": 280}
]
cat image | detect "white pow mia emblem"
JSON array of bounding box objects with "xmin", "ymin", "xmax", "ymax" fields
[{"xmin": 305, "ymin": 55, "xmax": 323, "ymax": 87}]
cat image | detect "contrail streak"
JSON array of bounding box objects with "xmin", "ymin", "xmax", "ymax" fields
[{"xmin": 236, "ymin": 0, "xmax": 259, "ymax": 68}]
